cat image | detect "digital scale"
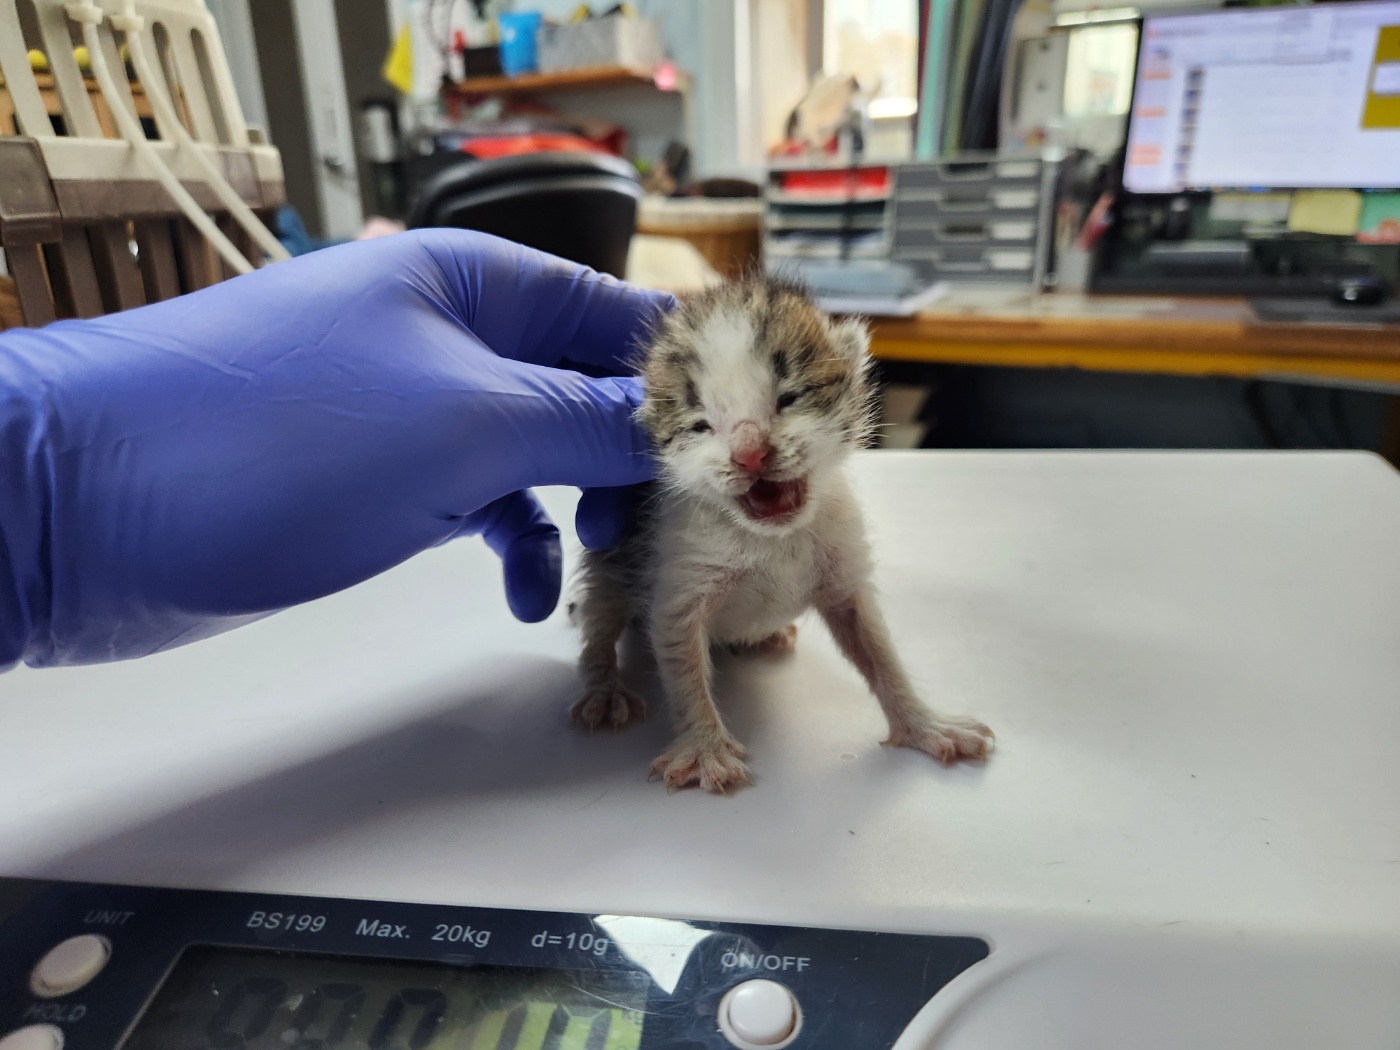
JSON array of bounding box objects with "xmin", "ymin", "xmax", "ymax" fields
[
  {"xmin": 0, "ymin": 878, "xmax": 986, "ymax": 1048},
  {"xmin": 2, "ymin": 453, "xmax": 1399, "ymax": 1049}
]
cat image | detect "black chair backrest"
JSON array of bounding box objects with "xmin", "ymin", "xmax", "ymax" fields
[{"xmin": 407, "ymin": 151, "xmax": 641, "ymax": 278}]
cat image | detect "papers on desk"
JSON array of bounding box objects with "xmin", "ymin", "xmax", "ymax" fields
[
  {"xmin": 816, "ymin": 281, "xmax": 951, "ymax": 317},
  {"xmin": 783, "ymin": 259, "xmax": 950, "ymax": 317}
]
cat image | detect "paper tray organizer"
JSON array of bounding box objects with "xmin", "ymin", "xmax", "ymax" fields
[
  {"xmin": 890, "ymin": 154, "xmax": 1054, "ymax": 285},
  {"xmin": 761, "ymin": 154, "xmax": 1054, "ymax": 287}
]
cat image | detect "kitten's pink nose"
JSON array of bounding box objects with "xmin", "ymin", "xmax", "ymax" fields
[{"xmin": 730, "ymin": 422, "xmax": 772, "ymax": 476}]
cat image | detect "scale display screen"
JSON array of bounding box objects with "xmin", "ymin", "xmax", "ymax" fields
[{"xmin": 121, "ymin": 946, "xmax": 649, "ymax": 1050}]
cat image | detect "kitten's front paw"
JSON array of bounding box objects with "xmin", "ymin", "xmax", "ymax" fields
[
  {"xmin": 649, "ymin": 734, "xmax": 752, "ymax": 794},
  {"xmin": 886, "ymin": 713, "xmax": 995, "ymax": 764},
  {"xmin": 570, "ymin": 686, "xmax": 646, "ymax": 731}
]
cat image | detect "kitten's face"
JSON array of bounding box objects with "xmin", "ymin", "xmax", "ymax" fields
[{"xmin": 638, "ymin": 277, "xmax": 874, "ymax": 535}]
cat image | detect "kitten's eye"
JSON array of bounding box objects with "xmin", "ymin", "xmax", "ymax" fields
[
  {"xmin": 690, "ymin": 420, "xmax": 712, "ymax": 434},
  {"xmin": 776, "ymin": 391, "xmax": 799, "ymax": 411}
]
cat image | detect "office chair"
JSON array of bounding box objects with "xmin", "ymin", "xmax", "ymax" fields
[{"xmin": 406, "ymin": 151, "xmax": 642, "ymax": 278}]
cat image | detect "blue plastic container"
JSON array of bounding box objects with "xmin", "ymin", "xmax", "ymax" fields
[{"xmin": 498, "ymin": 11, "xmax": 543, "ymax": 77}]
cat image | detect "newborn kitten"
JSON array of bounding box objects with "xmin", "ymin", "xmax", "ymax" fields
[{"xmin": 571, "ymin": 275, "xmax": 994, "ymax": 793}]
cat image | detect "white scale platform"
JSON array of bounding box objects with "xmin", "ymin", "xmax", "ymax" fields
[{"xmin": 2, "ymin": 451, "xmax": 1399, "ymax": 1047}]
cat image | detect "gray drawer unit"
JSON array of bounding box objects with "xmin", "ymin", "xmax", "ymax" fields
[
  {"xmin": 893, "ymin": 217, "xmax": 1038, "ymax": 246},
  {"xmin": 895, "ymin": 188, "xmax": 1041, "ymax": 221},
  {"xmin": 891, "ymin": 154, "xmax": 1053, "ymax": 285},
  {"xmin": 897, "ymin": 245, "xmax": 1038, "ymax": 277},
  {"xmin": 896, "ymin": 156, "xmax": 1043, "ymax": 189}
]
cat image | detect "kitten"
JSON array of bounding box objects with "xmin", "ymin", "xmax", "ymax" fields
[{"xmin": 571, "ymin": 275, "xmax": 994, "ymax": 793}]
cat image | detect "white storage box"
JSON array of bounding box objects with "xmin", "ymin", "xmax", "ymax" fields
[{"xmin": 537, "ymin": 16, "xmax": 663, "ymax": 74}]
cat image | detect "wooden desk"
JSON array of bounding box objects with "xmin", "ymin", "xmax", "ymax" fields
[{"xmin": 871, "ymin": 291, "xmax": 1400, "ymax": 390}]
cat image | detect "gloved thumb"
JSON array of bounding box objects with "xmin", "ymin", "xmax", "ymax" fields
[
  {"xmin": 459, "ymin": 490, "xmax": 562, "ymax": 622},
  {"xmin": 576, "ymin": 485, "xmax": 644, "ymax": 551}
]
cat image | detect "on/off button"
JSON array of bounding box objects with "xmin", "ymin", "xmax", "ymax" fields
[
  {"xmin": 29, "ymin": 935, "xmax": 111, "ymax": 998},
  {"xmin": 718, "ymin": 979, "xmax": 802, "ymax": 1049}
]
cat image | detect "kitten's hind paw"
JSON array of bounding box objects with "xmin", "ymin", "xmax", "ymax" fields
[
  {"xmin": 885, "ymin": 714, "xmax": 995, "ymax": 764},
  {"xmin": 650, "ymin": 735, "xmax": 752, "ymax": 794},
  {"xmin": 727, "ymin": 624, "xmax": 798, "ymax": 656},
  {"xmin": 570, "ymin": 686, "xmax": 647, "ymax": 731}
]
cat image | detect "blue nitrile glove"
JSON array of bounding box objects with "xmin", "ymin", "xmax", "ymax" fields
[{"xmin": 0, "ymin": 229, "xmax": 674, "ymax": 668}]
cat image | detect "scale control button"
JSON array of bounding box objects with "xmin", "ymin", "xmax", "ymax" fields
[
  {"xmin": 29, "ymin": 934, "xmax": 111, "ymax": 998},
  {"xmin": 0, "ymin": 1025, "xmax": 65, "ymax": 1050},
  {"xmin": 719, "ymin": 979, "xmax": 801, "ymax": 1048}
]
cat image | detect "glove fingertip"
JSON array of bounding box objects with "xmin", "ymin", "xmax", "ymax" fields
[
  {"xmin": 503, "ymin": 529, "xmax": 563, "ymax": 623},
  {"xmin": 576, "ymin": 487, "xmax": 632, "ymax": 551}
]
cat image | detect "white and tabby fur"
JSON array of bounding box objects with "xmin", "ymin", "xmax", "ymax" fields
[{"xmin": 571, "ymin": 276, "xmax": 994, "ymax": 793}]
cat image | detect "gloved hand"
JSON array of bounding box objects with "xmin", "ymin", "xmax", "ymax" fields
[{"xmin": 0, "ymin": 229, "xmax": 674, "ymax": 668}]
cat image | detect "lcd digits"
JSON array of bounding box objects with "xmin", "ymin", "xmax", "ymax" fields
[
  {"xmin": 202, "ymin": 979, "xmax": 641, "ymax": 1050},
  {"xmin": 123, "ymin": 946, "xmax": 648, "ymax": 1050},
  {"xmin": 448, "ymin": 1000, "xmax": 643, "ymax": 1050}
]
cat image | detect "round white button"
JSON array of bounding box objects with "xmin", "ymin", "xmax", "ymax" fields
[
  {"xmin": 29, "ymin": 934, "xmax": 111, "ymax": 998},
  {"xmin": 721, "ymin": 979, "xmax": 799, "ymax": 1047},
  {"xmin": 0, "ymin": 1025, "xmax": 65, "ymax": 1050}
]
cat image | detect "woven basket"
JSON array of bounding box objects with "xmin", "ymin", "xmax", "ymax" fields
[{"xmin": 636, "ymin": 196, "xmax": 764, "ymax": 280}]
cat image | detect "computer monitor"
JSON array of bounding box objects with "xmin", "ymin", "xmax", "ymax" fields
[{"xmin": 1123, "ymin": 0, "xmax": 1400, "ymax": 194}]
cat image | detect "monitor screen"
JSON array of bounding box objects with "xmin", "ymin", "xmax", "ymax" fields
[{"xmin": 1123, "ymin": 0, "xmax": 1400, "ymax": 193}]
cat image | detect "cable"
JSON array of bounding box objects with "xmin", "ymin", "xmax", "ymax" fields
[
  {"xmin": 66, "ymin": 2, "xmax": 254, "ymax": 276},
  {"xmin": 115, "ymin": 2, "xmax": 290, "ymax": 263}
]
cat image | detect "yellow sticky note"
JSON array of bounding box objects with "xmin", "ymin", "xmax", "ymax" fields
[
  {"xmin": 1362, "ymin": 26, "xmax": 1400, "ymax": 129},
  {"xmin": 382, "ymin": 23, "xmax": 413, "ymax": 95},
  {"xmin": 1288, "ymin": 190, "xmax": 1363, "ymax": 236}
]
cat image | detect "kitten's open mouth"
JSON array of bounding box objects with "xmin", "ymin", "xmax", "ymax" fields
[{"xmin": 737, "ymin": 477, "xmax": 808, "ymax": 524}]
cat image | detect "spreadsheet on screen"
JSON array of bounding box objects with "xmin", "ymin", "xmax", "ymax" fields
[{"xmin": 1124, "ymin": 0, "xmax": 1400, "ymax": 192}]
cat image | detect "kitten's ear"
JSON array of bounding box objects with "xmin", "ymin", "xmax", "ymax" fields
[{"xmin": 831, "ymin": 317, "xmax": 872, "ymax": 362}]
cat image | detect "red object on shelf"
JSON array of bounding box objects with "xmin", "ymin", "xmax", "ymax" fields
[
  {"xmin": 458, "ymin": 133, "xmax": 614, "ymax": 159},
  {"xmin": 776, "ymin": 167, "xmax": 891, "ymax": 198}
]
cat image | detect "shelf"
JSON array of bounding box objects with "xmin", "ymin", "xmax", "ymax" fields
[
  {"xmin": 766, "ymin": 190, "xmax": 890, "ymax": 205},
  {"xmin": 765, "ymin": 158, "xmax": 895, "ymax": 173},
  {"xmin": 452, "ymin": 65, "xmax": 680, "ymax": 96}
]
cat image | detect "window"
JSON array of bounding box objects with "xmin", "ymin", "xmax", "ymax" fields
[
  {"xmin": 822, "ymin": 0, "xmax": 919, "ymax": 119},
  {"xmin": 1062, "ymin": 23, "xmax": 1138, "ymax": 120},
  {"xmin": 751, "ymin": 0, "xmax": 919, "ymax": 159}
]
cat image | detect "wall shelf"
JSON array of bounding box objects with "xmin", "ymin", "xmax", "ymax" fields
[{"xmin": 452, "ymin": 65, "xmax": 683, "ymax": 96}]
